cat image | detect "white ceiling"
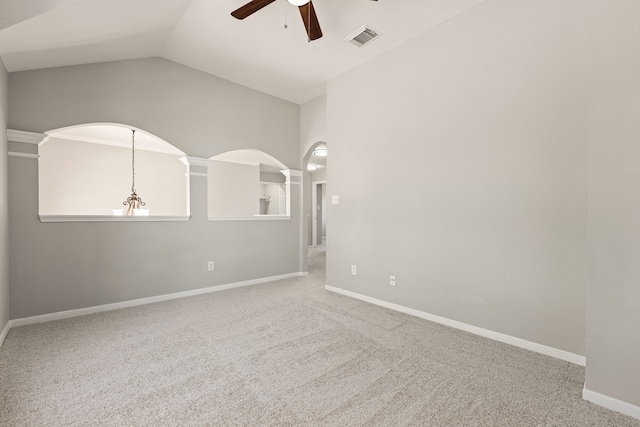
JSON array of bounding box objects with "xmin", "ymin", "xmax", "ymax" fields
[{"xmin": 0, "ymin": 0, "xmax": 485, "ymax": 104}]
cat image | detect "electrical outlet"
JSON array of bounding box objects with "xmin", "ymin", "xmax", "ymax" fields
[
  {"xmin": 390, "ymin": 275, "xmax": 396, "ymax": 286},
  {"xmin": 351, "ymin": 265, "xmax": 357, "ymax": 276},
  {"xmin": 208, "ymin": 261, "xmax": 215, "ymax": 271}
]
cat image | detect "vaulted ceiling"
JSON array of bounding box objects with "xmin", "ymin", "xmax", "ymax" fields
[{"xmin": 0, "ymin": 0, "xmax": 485, "ymax": 104}]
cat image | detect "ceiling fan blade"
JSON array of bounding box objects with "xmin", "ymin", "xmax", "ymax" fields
[
  {"xmin": 231, "ymin": 0, "xmax": 276, "ymax": 20},
  {"xmin": 298, "ymin": 1, "xmax": 322, "ymax": 41}
]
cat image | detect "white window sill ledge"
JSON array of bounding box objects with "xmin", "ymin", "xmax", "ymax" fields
[
  {"xmin": 208, "ymin": 215, "xmax": 291, "ymax": 221},
  {"xmin": 39, "ymin": 215, "xmax": 191, "ymax": 223}
]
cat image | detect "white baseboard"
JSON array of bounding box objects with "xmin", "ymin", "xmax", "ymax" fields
[
  {"xmin": 7, "ymin": 272, "xmax": 308, "ymax": 330},
  {"xmin": 583, "ymin": 387, "xmax": 640, "ymax": 420},
  {"xmin": 325, "ymin": 285, "xmax": 586, "ymax": 366},
  {"xmin": 0, "ymin": 320, "xmax": 10, "ymax": 348}
]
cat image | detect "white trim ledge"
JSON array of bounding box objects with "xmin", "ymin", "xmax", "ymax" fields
[
  {"xmin": 8, "ymin": 152, "xmax": 40, "ymax": 159},
  {"xmin": 40, "ymin": 215, "xmax": 191, "ymax": 223},
  {"xmin": 8, "ymin": 271, "xmax": 309, "ymax": 329},
  {"xmin": 180, "ymin": 156, "xmax": 211, "ymax": 167},
  {"xmin": 7, "ymin": 129, "xmax": 46, "ymax": 144},
  {"xmin": 583, "ymin": 387, "xmax": 640, "ymax": 420},
  {"xmin": 208, "ymin": 215, "xmax": 291, "ymax": 221},
  {"xmin": 325, "ymin": 285, "xmax": 586, "ymax": 366}
]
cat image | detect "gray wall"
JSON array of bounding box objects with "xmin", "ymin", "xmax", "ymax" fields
[
  {"xmin": 586, "ymin": 0, "xmax": 640, "ymax": 407},
  {"xmin": 8, "ymin": 58, "xmax": 301, "ymax": 319},
  {"xmin": 311, "ymin": 169, "xmax": 326, "ymax": 183},
  {"xmin": 0, "ymin": 60, "xmax": 8, "ymax": 332},
  {"xmin": 208, "ymin": 160, "xmax": 259, "ymax": 216},
  {"xmin": 260, "ymin": 172, "xmax": 285, "ymax": 184},
  {"xmin": 326, "ymin": 0, "xmax": 588, "ymax": 356},
  {"xmin": 300, "ymin": 96, "xmax": 326, "ymax": 160},
  {"xmin": 9, "ymin": 57, "xmax": 300, "ymax": 166}
]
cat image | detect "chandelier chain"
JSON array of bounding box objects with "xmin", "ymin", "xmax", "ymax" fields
[
  {"xmin": 131, "ymin": 129, "xmax": 136, "ymax": 194},
  {"xmin": 120, "ymin": 128, "xmax": 145, "ymax": 215}
]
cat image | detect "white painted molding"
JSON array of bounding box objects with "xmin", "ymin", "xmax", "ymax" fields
[
  {"xmin": 189, "ymin": 172, "xmax": 208, "ymax": 177},
  {"xmin": 0, "ymin": 320, "xmax": 10, "ymax": 349},
  {"xmin": 7, "ymin": 129, "xmax": 47, "ymax": 144},
  {"xmin": 8, "ymin": 152, "xmax": 40, "ymax": 159},
  {"xmin": 281, "ymin": 169, "xmax": 302, "ymax": 177},
  {"xmin": 583, "ymin": 387, "xmax": 640, "ymax": 420},
  {"xmin": 40, "ymin": 215, "xmax": 191, "ymax": 223},
  {"xmin": 208, "ymin": 215, "xmax": 291, "ymax": 221},
  {"xmin": 279, "ymin": 169, "xmax": 300, "ymax": 216},
  {"xmin": 260, "ymin": 180, "xmax": 286, "ymax": 185},
  {"xmin": 8, "ymin": 272, "xmax": 308, "ymax": 328},
  {"xmin": 281, "ymin": 169, "xmax": 302, "ymax": 181},
  {"xmin": 325, "ymin": 285, "xmax": 586, "ymax": 366},
  {"xmin": 180, "ymin": 156, "xmax": 211, "ymax": 167}
]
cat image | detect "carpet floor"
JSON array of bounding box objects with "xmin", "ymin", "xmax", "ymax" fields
[{"xmin": 1, "ymin": 247, "xmax": 638, "ymax": 426}]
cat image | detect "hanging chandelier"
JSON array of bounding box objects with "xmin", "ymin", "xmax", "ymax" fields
[{"xmin": 117, "ymin": 129, "xmax": 148, "ymax": 216}]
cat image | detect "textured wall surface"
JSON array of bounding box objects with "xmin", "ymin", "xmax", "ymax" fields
[
  {"xmin": 586, "ymin": 0, "xmax": 640, "ymax": 409},
  {"xmin": 326, "ymin": 0, "xmax": 589, "ymax": 356}
]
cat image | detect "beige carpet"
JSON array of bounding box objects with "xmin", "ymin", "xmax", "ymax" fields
[{"xmin": 1, "ymin": 247, "xmax": 638, "ymax": 426}]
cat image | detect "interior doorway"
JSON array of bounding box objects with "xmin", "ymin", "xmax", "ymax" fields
[
  {"xmin": 312, "ymin": 181, "xmax": 326, "ymax": 246},
  {"xmin": 302, "ymin": 141, "xmax": 328, "ymax": 274}
]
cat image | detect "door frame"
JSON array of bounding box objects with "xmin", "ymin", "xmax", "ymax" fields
[{"xmin": 311, "ymin": 180, "xmax": 326, "ymax": 247}]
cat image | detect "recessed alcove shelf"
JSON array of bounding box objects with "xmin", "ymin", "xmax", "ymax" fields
[
  {"xmin": 208, "ymin": 215, "xmax": 291, "ymax": 221},
  {"xmin": 39, "ymin": 215, "xmax": 191, "ymax": 223}
]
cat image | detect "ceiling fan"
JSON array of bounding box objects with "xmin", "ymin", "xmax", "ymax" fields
[{"xmin": 231, "ymin": 0, "xmax": 323, "ymax": 41}]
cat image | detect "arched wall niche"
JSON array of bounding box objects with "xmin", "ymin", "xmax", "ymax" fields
[
  {"xmin": 39, "ymin": 123, "xmax": 189, "ymax": 218},
  {"xmin": 207, "ymin": 149, "xmax": 295, "ymax": 220}
]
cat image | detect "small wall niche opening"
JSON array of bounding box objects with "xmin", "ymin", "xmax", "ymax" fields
[{"xmin": 207, "ymin": 149, "xmax": 292, "ymax": 220}]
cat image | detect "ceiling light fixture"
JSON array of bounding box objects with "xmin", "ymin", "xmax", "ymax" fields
[
  {"xmin": 313, "ymin": 146, "xmax": 327, "ymax": 157},
  {"xmin": 115, "ymin": 129, "xmax": 148, "ymax": 216},
  {"xmin": 287, "ymin": 0, "xmax": 309, "ymax": 6},
  {"xmin": 307, "ymin": 164, "xmax": 318, "ymax": 171}
]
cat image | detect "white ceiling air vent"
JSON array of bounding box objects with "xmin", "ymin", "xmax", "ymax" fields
[{"xmin": 346, "ymin": 25, "xmax": 381, "ymax": 48}]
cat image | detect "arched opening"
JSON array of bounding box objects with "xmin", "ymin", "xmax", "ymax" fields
[
  {"xmin": 208, "ymin": 149, "xmax": 293, "ymax": 219},
  {"xmin": 39, "ymin": 123, "xmax": 188, "ymax": 217},
  {"xmin": 303, "ymin": 142, "xmax": 328, "ymax": 274}
]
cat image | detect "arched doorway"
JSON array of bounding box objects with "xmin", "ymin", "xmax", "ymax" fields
[{"xmin": 302, "ymin": 142, "xmax": 328, "ymax": 274}]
